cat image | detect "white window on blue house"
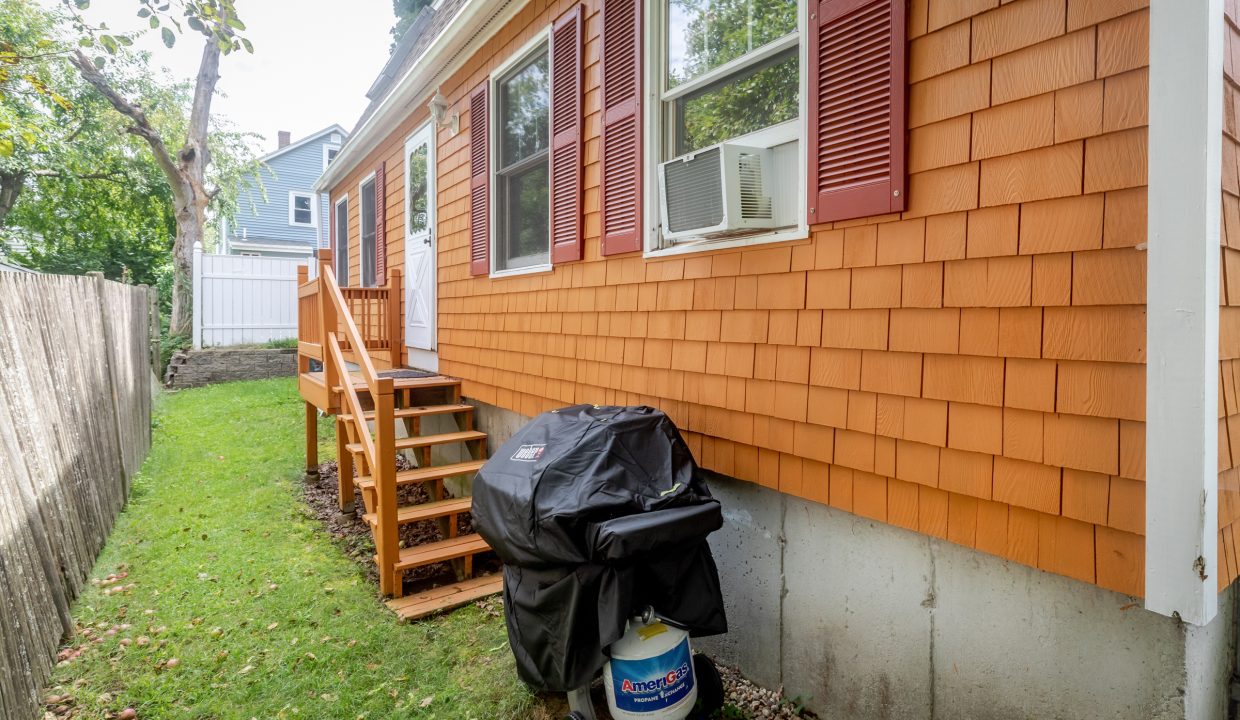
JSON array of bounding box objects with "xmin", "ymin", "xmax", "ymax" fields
[
  {"xmin": 289, "ymin": 191, "xmax": 316, "ymax": 227},
  {"xmin": 323, "ymin": 144, "xmax": 340, "ymax": 170}
]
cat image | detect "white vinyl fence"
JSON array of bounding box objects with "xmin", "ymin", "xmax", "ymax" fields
[{"xmin": 191, "ymin": 242, "xmax": 314, "ymax": 348}]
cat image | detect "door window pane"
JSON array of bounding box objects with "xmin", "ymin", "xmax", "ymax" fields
[
  {"xmin": 407, "ymin": 142, "xmax": 429, "ymax": 235},
  {"xmin": 667, "ymin": 0, "xmax": 797, "ymax": 88}
]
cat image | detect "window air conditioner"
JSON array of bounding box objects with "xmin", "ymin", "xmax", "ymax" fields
[{"xmin": 658, "ymin": 143, "xmax": 778, "ymax": 240}]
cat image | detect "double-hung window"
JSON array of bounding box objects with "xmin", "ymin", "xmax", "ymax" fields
[
  {"xmin": 323, "ymin": 145, "xmax": 340, "ymax": 169},
  {"xmin": 359, "ymin": 175, "xmax": 376, "ymax": 286},
  {"xmin": 492, "ymin": 37, "xmax": 551, "ymax": 273},
  {"xmin": 649, "ymin": 0, "xmax": 804, "ymax": 250},
  {"xmin": 289, "ymin": 191, "xmax": 316, "ymax": 227}
]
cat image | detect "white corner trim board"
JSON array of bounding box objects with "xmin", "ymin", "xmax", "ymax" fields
[{"xmin": 1145, "ymin": 0, "xmax": 1223, "ymax": 626}]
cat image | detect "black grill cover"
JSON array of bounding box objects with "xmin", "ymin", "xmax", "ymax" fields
[{"xmin": 471, "ymin": 405, "xmax": 728, "ymax": 691}]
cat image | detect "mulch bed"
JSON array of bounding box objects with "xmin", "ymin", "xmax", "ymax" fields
[{"xmin": 301, "ymin": 458, "xmax": 500, "ymax": 596}]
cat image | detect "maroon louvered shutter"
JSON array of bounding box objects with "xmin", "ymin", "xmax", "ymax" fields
[
  {"xmin": 808, "ymin": 0, "xmax": 907, "ymax": 223},
  {"xmin": 469, "ymin": 82, "xmax": 491, "ymax": 276},
  {"xmin": 374, "ymin": 161, "xmax": 387, "ymax": 280},
  {"xmin": 599, "ymin": 0, "xmax": 642, "ymax": 255},
  {"xmin": 549, "ymin": 5, "xmax": 584, "ymax": 263}
]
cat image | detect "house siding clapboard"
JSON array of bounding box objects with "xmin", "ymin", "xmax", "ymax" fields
[
  {"xmin": 232, "ymin": 127, "xmax": 342, "ymax": 251},
  {"xmin": 329, "ymin": 0, "xmax": 1153, "ymax": 596}
]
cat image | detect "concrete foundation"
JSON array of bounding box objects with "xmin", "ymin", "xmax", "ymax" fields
[{"xmin": 464, "ymin": 397, "xmax": 1239, "ymax": 719}]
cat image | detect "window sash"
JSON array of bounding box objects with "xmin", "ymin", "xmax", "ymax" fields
[
  {"xmin": 496, "ymin": 48, "xmax": 550, "ymax": 173},
  {"xmin": 495, "ymin": 149, "xmax": 550, "ymax": 269},
  {"xmin": 290, "ymin": 193, "xmax": 315, "ymax": 226},
  {"xmin": 669, "ymin": 45, "xmax": 800, "ymax": 156},
  {"xmin": 660, "ymin": 32, "xmax": 798, "ymax": 103}
]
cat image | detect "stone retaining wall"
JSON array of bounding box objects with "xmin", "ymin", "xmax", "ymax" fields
[{"xmin": 165, "ymin": 348, "xmax": 297, "ymax": 389}]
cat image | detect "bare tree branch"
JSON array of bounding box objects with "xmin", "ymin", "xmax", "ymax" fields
[{"xmin": 67, "ymin": 49, "xmax": 184, "ymax": 202}]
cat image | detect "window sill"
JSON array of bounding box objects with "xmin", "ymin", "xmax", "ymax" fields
[
  {"xmin": 489, "ymin": 263, "xmax": 552, "ymax": 279},
  {"xmin": 644, "ymin": 225, "xmax": 808, "ymax": 259}
]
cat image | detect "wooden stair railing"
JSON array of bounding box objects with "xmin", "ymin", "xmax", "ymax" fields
[
  {"xmin": 314, "ymin": 254, "xmax": 402, "ymax": 597},
  {"xmin": 298, "ymin": 250, "xmax": 500, "ymax": 616}
]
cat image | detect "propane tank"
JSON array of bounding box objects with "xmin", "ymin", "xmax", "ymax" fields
[{"xmin": 602, "ymin": 612, "xmax": 698, "ymax": 720}]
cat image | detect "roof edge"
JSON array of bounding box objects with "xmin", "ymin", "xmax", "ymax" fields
[
  {"xmin": 315, "ymin": 0, "xmax": 518, "ymax": 194},
  {"xmin": 258, "ymin": 124, "xmax": 350, "ymax": 165}
]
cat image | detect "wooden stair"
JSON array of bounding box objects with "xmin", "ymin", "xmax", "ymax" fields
[
  {"xmin": 354, "ymin": 459, "xmax": 488, "ymax": 492},
  {"xmin": 385, "ymin": 575, "xmax": 504, "ymax": 621},
  {"xmin": 297, "ymin": 252, "xmax": 499, "ymax": 620},
  {"xmin": 335, "ymin": 375, "xmax": 499, "ymax": 620},
  {"xmin": 344, "ymin": 429, "xmax": 487, "ymax": 455},
  {"xmin": 339, "ymin": 403, "xmax": 473, "ymax": 423},
  {"xmin": 362, "ymin": 496, "xmax": 473, "ymax": 527}
]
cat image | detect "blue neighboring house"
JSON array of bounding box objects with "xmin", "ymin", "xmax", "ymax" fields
[{"xmin": 220, "ymin": 125, "xmax": 348, "ymax": 257}]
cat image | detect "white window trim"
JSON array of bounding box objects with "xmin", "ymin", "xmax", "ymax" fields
[
  {"xmin": 489, "ymin": 28, "xmax": 553, "ymax": 279},
  {"xmin": 288, "ymin": 191, "xmax": 317, "ymax": 227},
  {"xmin": 641, "ymin": 0, "xmax": 809, "ymax": 258},
  {"xmin": 333, "ymin": 194, "xmax": 350, "ymax": 284},
  {"xmin": 358, "ymin": 171, "xmax": 377, "ymax": 287},
  {"xmin": 323, "ymin": 143, "xmax": 341, "ymax": 170}
]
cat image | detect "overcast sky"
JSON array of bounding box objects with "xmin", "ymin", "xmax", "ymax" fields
[{"xmin": 49, "ymin": 0, "xmax": 397, "ymax": 153}]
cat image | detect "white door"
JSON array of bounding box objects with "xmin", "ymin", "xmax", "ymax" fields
[{"xmin": 404, "ymin": 123, "xmax": 436, "ymax": 353}]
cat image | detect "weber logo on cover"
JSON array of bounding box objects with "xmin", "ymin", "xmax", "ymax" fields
[
  {"xmin": 609, "ymin": 637, "xmax": 695, "ymax": 713},
  {"xmin": 510, "ymin": 444, "xmax": 546, "ymax": 462}
]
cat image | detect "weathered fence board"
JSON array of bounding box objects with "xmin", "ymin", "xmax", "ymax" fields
[
  {"xmin": 0, "ymin": 273, "xmax": 155, "ymax": 720},
  {"xmin": 192, "ymin": 243, "xmax": 313, "ymax": 348}
]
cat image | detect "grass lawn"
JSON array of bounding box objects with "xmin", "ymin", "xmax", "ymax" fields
[{"xmin": 45, "ymin": 378, "xmax": 544, "ymax": 720}]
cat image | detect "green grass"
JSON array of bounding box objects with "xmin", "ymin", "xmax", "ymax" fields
[{"xmin": 46, "ymin": 378, "xmax": 542, "ymax": 720}]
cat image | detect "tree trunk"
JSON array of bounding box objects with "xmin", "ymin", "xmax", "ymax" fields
[
  {"xmin": 0, "ymin": 171, "xmax": 26, "ymax": 227},
  {"xmin": 70, "ymin": 39, "xmax": 221, "ymax": 337}
]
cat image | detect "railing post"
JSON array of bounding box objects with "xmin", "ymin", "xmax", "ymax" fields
[
  {"xmin": 191, "ymin": 241, "xmax": 203, "ymax": 349},
  {"xmin": 373, "ymin": 377, "xmax": 400, "ymax": 596},
  {"xmin": 296, "ymin": 265, "xmax": 310, "ymax": 374},
  {"xmin": 316, "ymin": 249, "xmax": 339, "ymax": 411},
  {"xmin": 387, "ymin": 268, "xmax": 404, "ymax": 368}
]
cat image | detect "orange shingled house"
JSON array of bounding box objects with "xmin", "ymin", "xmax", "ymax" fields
[{"xmin": 296, "ymin": 0, "xmax": 1240, "ymax": 716}]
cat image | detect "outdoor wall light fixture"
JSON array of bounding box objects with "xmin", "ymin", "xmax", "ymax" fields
[{"xmin": 428, "ymin": 90, "xmax": 459, "ymax": 135}]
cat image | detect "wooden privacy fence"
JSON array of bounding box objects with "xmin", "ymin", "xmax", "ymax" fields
[
  {"xmin": 192, "ymin": 242, "xmax": 314, "ymax": 348},
  {"xmin": 0, "ymin": 272, "xmax": 156, "ymax": 720}
]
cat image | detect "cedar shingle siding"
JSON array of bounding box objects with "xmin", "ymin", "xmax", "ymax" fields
[{"xmin": 329, "ymin": 0, "xmax": 1152, "ymax": 596}]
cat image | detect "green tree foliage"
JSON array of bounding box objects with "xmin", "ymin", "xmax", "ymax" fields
[
  {"xmin": 668, "ymin": 0, "xmax": 798, "ymax": 154},
  {"xmin": 391, "ymin": 0, "xmax": 433, "ymax": 47},
  {"xmin": 0, "ymin": 0, "xmax": 257, "ymax": 313}
]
